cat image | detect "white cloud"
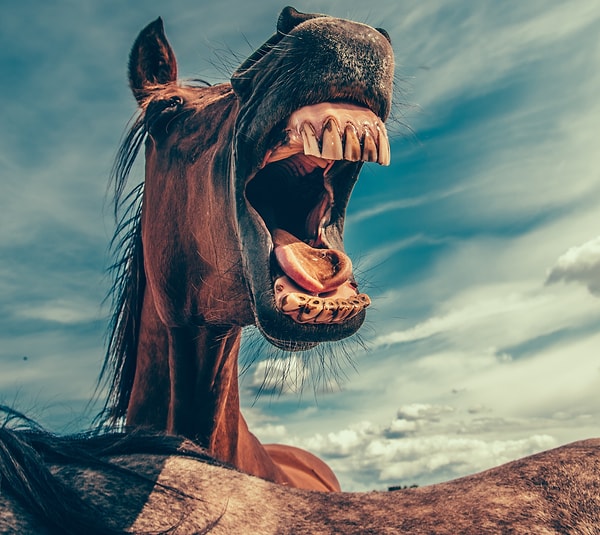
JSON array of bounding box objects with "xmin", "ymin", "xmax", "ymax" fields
[
  {"xmin": 396, "ymin": 403, "xmax": 454, "ymax": 422},
  {"xmin": 250, "ymin": 423, "xmax": 287, "ymax": 440},
  {"xmin": 246, "ymin": 354, "xmax": 345, "ymax": 395},
  {"xmin": 372, "ymin": 280, "xmax": 597, "ymax": 351},
  {"xmin": 284, "ymin": 407, "xmax": 557, "ymax": 489},
  {"xmin": 546, "ymin": 236, "xmax": 600, "ymax": 297},
  {"xmin": 382, "ymin": 404, "xmax": 455, "ymax": 439},
  {"xmin": 386, "ymin": 418, "xmax": 418, "ymax": 436},
  {"xmin": 371, "ymin": 434, "xmax": 556, "ymax": 484},
  {"xmin": 303, "ymin": 421, "xmax": 378, "ymax": 458}
]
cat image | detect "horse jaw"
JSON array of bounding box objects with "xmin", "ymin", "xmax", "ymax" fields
[{"xmin": 264, "ymin": 103, "xmax": 390, "ymax": 325}]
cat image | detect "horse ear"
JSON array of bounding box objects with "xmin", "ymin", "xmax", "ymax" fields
[
  {"xmin": 128, "ymin": 18, "xmax": 178, "ymax": 104},
  {"xmin": 231, "ymin": 7, "xmax": 321, "ymax": 99}
]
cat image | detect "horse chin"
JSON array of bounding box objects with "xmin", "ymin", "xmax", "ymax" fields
[
  {"xmin": 257, "ymin": 328, "xmax": 320, "ymax": 352},
  {"xmin": 252, "ymin": 302, "xmax": 367, "ymax": 352}
]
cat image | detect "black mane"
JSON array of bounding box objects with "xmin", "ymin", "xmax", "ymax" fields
[
  {"xmin": 97, "ymin": 113, "xmax": 147, "ymax": 426},
  {"xmin": 0, "ymin": 405, "xmax": 223, "ymax": 534}
]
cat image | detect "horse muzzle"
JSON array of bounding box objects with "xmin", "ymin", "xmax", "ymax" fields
[
  {"xmin": 245, "ymin": 102, "xmax": 390, "ymax": 329},
  {"xmin": 234, "ymin": 7, "xmax": 394, "ymax": 346}
]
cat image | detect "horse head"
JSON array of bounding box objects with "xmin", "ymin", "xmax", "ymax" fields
[
  {"xmin": 128, "ymin": 6, "xmax": 394, "ymax": 351},
  {"xmin": 105, "ymin": 7, "xmax": 394, "ymax": 488}
]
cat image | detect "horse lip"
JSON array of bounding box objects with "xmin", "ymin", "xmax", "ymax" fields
[
  {"xmin": 244, "ymin": 104, "xmax": 375, "ymax": 297},
  {"xmin": 244, "ymin": 151, "xmax": 370, "ymax": 326}
]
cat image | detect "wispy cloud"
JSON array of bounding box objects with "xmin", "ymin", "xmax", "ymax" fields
[
  {"xmin": 371, "ymin": 282, "xmax": 597, "ymax": 349},
  {"xmin": 13, "ymin": 298, "xmax": 103, "ymax": 325},
  {"xmin": 347, "ymin": 186, "xmax": 465, "ymax": 225},
  {"xmin": 392, "ymin": 1, "xmax": 600, "ymax": 123},
  {"xmin": 247, "ymin": 355, "xmax": 311, "ymax": 395}
]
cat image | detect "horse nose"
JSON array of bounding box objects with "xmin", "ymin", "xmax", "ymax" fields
[{"xmin": 293, "ymin": 19, "xmax": 394, "ymax": 119}]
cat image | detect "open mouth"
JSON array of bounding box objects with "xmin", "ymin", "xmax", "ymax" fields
[{"xmin": 246, "ymin": 102, "xmax": 390, "ymax": 326}]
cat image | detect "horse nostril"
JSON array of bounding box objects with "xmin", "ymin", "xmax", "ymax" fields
[{"xmin": 375, "ymin": 27, "xmax": 391, "ymax": 43}]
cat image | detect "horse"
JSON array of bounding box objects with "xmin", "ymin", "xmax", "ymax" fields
[
  {"xmin": 98, "ymin": 6, "xmax": 394, "ymax": 493},
  {"xmin": 1, "ymin": 407, "xmax": 599, "ymax": 534},
  {"xmin": 3, "ymin": 6, "xmax": 600, "ymax": 533}
]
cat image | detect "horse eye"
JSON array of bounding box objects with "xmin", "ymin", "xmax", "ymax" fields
[{"xmin": 145, "ymin": 96, "xmax": 184, "ymax": 137}]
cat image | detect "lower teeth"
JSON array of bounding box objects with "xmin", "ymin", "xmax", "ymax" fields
[{"xmin": 278, "ymin": 291, "xmax": 370, "ymax": 324}]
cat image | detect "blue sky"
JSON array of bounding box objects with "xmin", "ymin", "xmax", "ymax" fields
[{"xmin": 1, "ymin": 0, "xmax": 599, "ymax": 491}]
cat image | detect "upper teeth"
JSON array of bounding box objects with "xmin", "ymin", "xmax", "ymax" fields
[{"xmin": 268, "ymin": 102, "xmax": 391, "ymax": 166}]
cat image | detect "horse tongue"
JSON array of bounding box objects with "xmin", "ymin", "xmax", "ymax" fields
[{"xmin": 273, "ymin": 228, "xmax": 352, "ymax": 294}]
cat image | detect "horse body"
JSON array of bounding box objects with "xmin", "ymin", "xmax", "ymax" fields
[
  {"xmin": 102, "ymin": 7, "xmax": 394, "ymax": 491},
  {"xmin": 1, "ymin": 423, "xmax": 599, "ymax": 534}
]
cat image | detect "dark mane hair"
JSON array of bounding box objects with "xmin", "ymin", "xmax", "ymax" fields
[
  {"xmin": 0, "ymin": 405, "xmax": 223, "ymax": 534},
  {"xmin": 0, "ymin": 406, "xmax": 210, "ymax": 533},
  {"xmin": 97, "ymin": 113, "xmax": 147, "ymax": 426}
]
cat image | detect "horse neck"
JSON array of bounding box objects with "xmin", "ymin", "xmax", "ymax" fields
[
  {"xmin": 126, "ymin": 288, "xmax": 289, "ymax": 483},
  {"xmin": 127, "ymin": 287, "xmax": 243, "ymax": 446},
  {"xmin": 167, "ymin": 323, "xmax": 243, "ymax": 452}
]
